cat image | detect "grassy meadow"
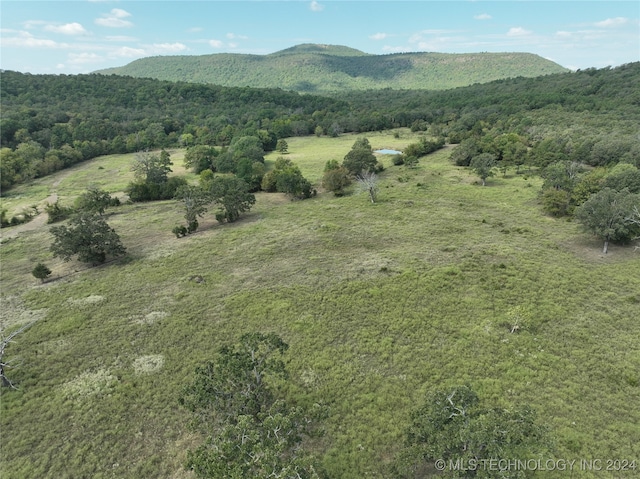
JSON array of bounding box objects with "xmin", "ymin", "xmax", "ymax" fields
[{"xmin": 1, "ymin": 130, "xmax": 639, "ymax": 478}]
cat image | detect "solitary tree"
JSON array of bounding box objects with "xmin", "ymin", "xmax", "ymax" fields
[
  {"xmin": 75, "ymin": 185, "xmax": 117, "ymax": 215},
  {"xmin": 396, "ymin": 385, "xmax": 550, "ymax": 478},
  {"xmin": 470, "ymin": 153, "xmax": 497, "ymax": 186},
  {"xmin": 50, "ymin": 212, "xmax": 126, "ymax": 264},
  {"xmin": 1, "ymin": 321, "xmax": 35, "ymax": 389},
  {"xmin": 179, "ymin": 333, "xmax": 323, "ymax": 479},
  {"xmin": 174, "ymin": 184, "xmax": 211, "ymax": 233},
  {"xmin": 207, "ymin": 176, "xmax": 256, "ymax": 223},
  {"xmin": 276, "ymin": 139, "xmax": 289, "ymax": 154},
  {"xmin": 322, "ymin": 166, "xmax": 351, "ymax": 196},
  {"xmin": 356, "ymin": 171, "xmax": 379, "ymax": 203},
  {"xmin": 343, "ymin": 137, "xmax": 380, "ymax": 175},
  {"xmin": 31, "ymin": 263, "xmax": 52, "ymax": 283},
  {"xmin": 575, "ymin": 188, "xmax": 640, "ymax": 254},
  {"xmin": 131, "ymin": 149, "xmax": 172, "ymax": 184}
]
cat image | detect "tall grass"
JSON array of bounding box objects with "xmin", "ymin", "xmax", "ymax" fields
[{"xmin": 1, "ymin": 131, "xmax": 639, "ymax": 478}]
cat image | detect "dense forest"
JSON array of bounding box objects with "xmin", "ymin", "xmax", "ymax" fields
[
  {"xmin": 2, "ymin": 62, "xmax": 638, "ymax": 192},
  {"xmin": 95, "ymin": 44, "xmax": 568, "ymax": 93}
]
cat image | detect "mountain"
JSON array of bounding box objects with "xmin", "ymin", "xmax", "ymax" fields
[{"xmin": 95, "ymin": 43, "xmax": 569, "ymax": 93}]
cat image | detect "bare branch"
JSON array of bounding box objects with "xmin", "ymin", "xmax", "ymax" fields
[
  {"xmin": 0, "ymin": 321, "xmax": 35, "ymax": 389},
  {"xmin": 356, "ymin": 171, "xmax": 379, "ymax": 203}
]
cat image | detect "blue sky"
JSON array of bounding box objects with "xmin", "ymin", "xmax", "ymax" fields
[{"xmin": 1, "ymin": 1, "xmax": 638, "ymax": 74}]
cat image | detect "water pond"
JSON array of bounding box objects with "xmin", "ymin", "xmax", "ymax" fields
[{"xmin": 374, "ymin": 149, "xmax": 402, "ymax": 155}]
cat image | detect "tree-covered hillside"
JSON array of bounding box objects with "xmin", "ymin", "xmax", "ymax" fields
[
  {"xmin": 95, "ymin": 44, "xmax": 568, "ymax": 93},
  {"xmin": 1, "ymin": 63, "xmax": 638, "ymax": 193}
]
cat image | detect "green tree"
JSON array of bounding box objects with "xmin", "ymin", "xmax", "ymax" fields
[
  {"xmin": 175, "ymin": 184, "xmax": 211, "ymax": 233},
  {"xmin": 75, "ymin": 186, "xmax": 117, "ymax": 215},
  {"xmin": 276, "ymin": 168, "xmax": 313, "ymax": 199},
  {"xmin": 179, "ymin": 333, "xmax": 323, "ymax": 479},
  {"xmin": 131, "ymin": 149, "xmax": 172, "ymax": 184},
  {"xmin": 261, "ymin": 157, "xmax": 313, "ymax": 199},
  {"xmin": 571, "ymin": 167, "xmax": 607, "ymax": 206},
  {"xmin": 602, "ymin": 163, "xmax": 640, "ymax": 193},
  {"xmin": 574, "ymin": 188, "xmax": 640, "ymax": 254},
  {"xmin": 50, "ymin": 212, "xmax": 126, "ymax": 265},
  {"xmin": 276, "ymin": 139, "xmax": 289, "ymax": 154},
  {"xmin": 470, "ymin": 153, "xmax": 496, "ymax": 186},
  {"xmin": 322, "ymin": 166, "xmax": 351, "ymax": 196},
  {"xmin": 207, "ymin": 176, "xmax": 256, "ymax": 223},
  {"xmin": 31, "ymin": 263, "xmax": 52, "ymax": 283},
  {"xmin": 343, "ymin": 137, "xmax": 380, "ymax": 175},
  {"xmin": 184, "ymin": 145, "xmax": 218, "ymax": 173},
  {"xmin": 229, "ymin": 136, "xmax": 265, "ymax": 166},
  {"xmin": 541, "ymin": 188, "xmax": 572, "ymax": 217},
  {"xmin": 397, "ymin": 385, "xmax": 550, "ymax": 478},
  {"xmin": 542, "ymin": 161, "xmax": 581, "ymax": 192},
  {"xmin": 45, "ymin": 200, "xmax": 74, "ymax": 224},
  {"xmin": 236, "ymin": 158, "xmax": 265, "ymax": 192},
  {"xmin": 450, "ymin": 138, "xmax": 480, "ymax": 167}
]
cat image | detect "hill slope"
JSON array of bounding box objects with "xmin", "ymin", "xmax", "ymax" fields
[{"xmin": 95, "ymin": 43, "xmax": 568, "ymax": 92}]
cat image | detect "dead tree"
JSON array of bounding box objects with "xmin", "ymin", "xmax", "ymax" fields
[
  {"xmin": 0, "ymin": 322, "xmax": 34, "ymax": 389},
  {"xmin": 356, "ymin": 171, "xmax": 379, "ymax": 203}
]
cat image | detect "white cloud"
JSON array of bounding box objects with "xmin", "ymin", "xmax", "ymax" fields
[
  {"xmin": 44, "ymin": 23, "xmax": 88, "ymax": 35},
  {"xmin": 310, "ymin": 1, "xmax": 324, "ymax": 12},
  {"xmin": 209, "ymin": 39, "xmax": 224, "ymax": 48},
  {"xmin": 506, "ymin": 27, "xmax": 532, "ymax": 37},
  {"xmin": 474, "ymin": 14, "xmax": 492, "ymax": 20},
  {"xmin": 188, "ymin": 27, "xmax": 204, "ymax": 33},
  {"xmin": 109, "ymin": 46, "xmax": 145, "ymax": 58},
  {"xmin": 23, "ymin": 20, "xmax": 47, "ymax": 30},
  {"xmin": 106, "ymin": 35, "xmax": 138, "ymax": 42},
  {"xmin": 370, "ymin": 33, "xmax": 388, "ymax": 40},
  {"xmin": 1, "ymin": 31, "xmax": 63, "ymax": 48},
  {"xmin": 226, "ymin": 33, "xmax": 248, "ymax": 40},
  {"xmin": 595, "ymin": 17, "xmax": 628, "ymax": 28},
  {"xmin": 555, "ymin": 31, "xmax": 572, "ymax": 38},
  {"xmin": 96, "ymin": 9, "xmax": 133, "ymax": 28},
  {"xmin": 68, "ymin": 52, "xmax": 103, "ymax": 64}
]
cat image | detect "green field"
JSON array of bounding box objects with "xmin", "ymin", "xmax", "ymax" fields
[{"xmin": 1, "ymin": 131, "xmax": 639, "ymax": 478}]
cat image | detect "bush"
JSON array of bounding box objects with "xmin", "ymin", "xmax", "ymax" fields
[
  {"xmin": 404, "ymin": 156, "xmax": 419, "ymax": 168},
  {"xmin": 32, "ymin": 263, "xmax": 52, "ymax": 282},
  {"xmin": 541, "ymin": 188, "xmax": 572, "ymax": 217},
  {"xmin": 391, "ymin": 155, "xmax": 405, "ymax": 166},
  {"xmin": 262, "ymin": 157, "xmax": 314, "ymax": 199},
  {"xmin": 172, "ymin": 225, "xmax": 188, "ymax": 238},
  {"xmin": 45, "ymin": 200, "xmax": 74, "ymax": 224},
  {"xmin": 322, "ymin": 167, "xmax": 352, "ymax": 196},
  {"xmin": 127, "ymin": 176, "xmax": 188, "ymax": 202}
]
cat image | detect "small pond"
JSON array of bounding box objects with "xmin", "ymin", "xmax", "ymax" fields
[{"xmin": 374, "ymin": 149, "xmax": 402, "ymax": 155}]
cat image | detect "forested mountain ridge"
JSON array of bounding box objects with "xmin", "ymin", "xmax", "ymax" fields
[{"xmin": 94, "ymin": 43, "xmax": 568, "ymax": 92}]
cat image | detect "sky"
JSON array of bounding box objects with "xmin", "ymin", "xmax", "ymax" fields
[{"xmin": 1, "ymin": 1, "xmax": 639, "ymax": 74}]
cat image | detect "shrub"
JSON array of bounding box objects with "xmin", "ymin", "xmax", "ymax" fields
[
  {"xmin": 127, "ymin": 176, "xmax": 188, "ymax": 202},
  {"xmin": 541, "ymin": 188, "xmax": 572, "ymax": 217},
  {"xmin": 32, "ymin": 263, "xmax": 52, "ymax": 283},
  {"xmin": 45, "ymin": 200, "xmax": 73, "ymax": 224},
  {"xmin": 322, "ymin": 167, "xmax": 351, "ymax": 196},
  {"xmin": 172, "ymin": 225, "xmax": 188, "ymax": 238},
  {"xmin": 391, "ymin": 155, "xmax": 405, "ymax": 166}
]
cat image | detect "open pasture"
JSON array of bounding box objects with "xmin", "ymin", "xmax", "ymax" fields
[{"xmin": 1, "ymin": 131, "xmax": 639, "ymax": 478}]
